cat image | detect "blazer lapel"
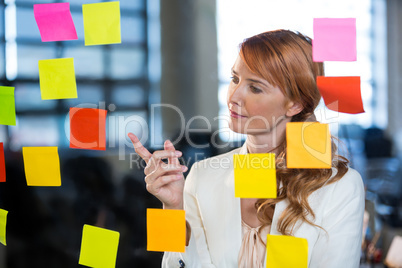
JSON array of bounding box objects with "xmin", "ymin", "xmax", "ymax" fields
[{"xmin": 222, "ymin": 142, "xmax": 248, "ymax": 267}]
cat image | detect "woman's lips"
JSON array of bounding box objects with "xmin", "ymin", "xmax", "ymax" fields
[{"xmin": 229, "ymin": 110, "xmax": 247, "ymax": 119}]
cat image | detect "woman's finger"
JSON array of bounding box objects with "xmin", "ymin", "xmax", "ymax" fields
[
  {"xmin": 145, "ymin": 164, "xmax": 187, "ymax": 184},
  {"xmin": 164, "ymin": 140, "xmax": 180, "ymax": 166},
  {"xmin": 145, "ymin": 150, "xmax": 182, "ymax": 175},
  {"xmin": 128, "ymin": 133, "xmax": 152, "ymax": 163},
  {"xmin": 146, "ymin": 173, "xmax": 183, "ymax": 195}
]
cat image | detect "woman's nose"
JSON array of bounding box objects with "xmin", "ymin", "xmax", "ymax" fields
[{"xmin": 228, "ymin": 83, "xmax": 244, "ymax": 105}]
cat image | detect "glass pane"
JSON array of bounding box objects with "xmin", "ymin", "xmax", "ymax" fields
[
  {"xmin": 120, "ymin": 0, "xmax": 144, "ymax": 10},
  {"xmin": 64, "ymin": 46, "xmax": 103, "ymax": 78},
  {"xmin": 110, "ymin": 47, "xmax": 145, "ymax": 79},
  {"xmin": 111, "ymin": 85, "xmax": 146, "ymax": 108},
  {"xmin": 65, "ymin": 0, "xmax": 144, "ymax": 10},
  {"xmin": 67, "ymin": 0, "xmax": 104, "ymax": 6},
  {"xmin": 107, "ymin": 111, "xmax": 148, "ymax": 149},
  {"xmin": 70, "ymin": 11, "xmax": 84, "ymax": 41},
  {"xmin": 64, "ymin": 84, "xmax": 104, "ymax": 108},
  {"xmin": 0, "ymin": 5, "xmax": 4, "ymax": 37},
  {"xmin": 15, "ymin": 0, "xmax": 54, "ymax": 3},
  {"xmin": 0, "ymin": 44, "xmax": 4, "ymax": 79},
  {"xmin": 17, "ymin": 44, "xmax": 56, "ymax": 78},
  {"xmin": 16, "ymin": 7, "xmax": 41, "ymax": 40},
  {"xmin": 14, "ymin": 83, "xmax": 58, "ymax": 111},
  {"xmin": 9, "ymin": 116, "xmax": 59, "ymax": 150},
  {"xmin": 121, "ymin": 15, "xmax": 145, "ymax": 43},
  {"xmin": 0, "ymin": 126, "xmax": 7, "ymax": 146}
]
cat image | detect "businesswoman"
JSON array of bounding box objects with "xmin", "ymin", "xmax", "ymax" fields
[{"xmin": 129, "ymin": 29, "xmax": 365, "ymax": 267}]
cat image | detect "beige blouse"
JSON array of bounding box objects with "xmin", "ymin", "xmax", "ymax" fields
[{"xmin": 238, "ymin": 220, "xmax": 271, "ymax": 268}]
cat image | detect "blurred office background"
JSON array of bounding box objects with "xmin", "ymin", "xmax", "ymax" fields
[{"xmin": 0, "ymin": 0, "xmax": 401, "ymax": 267}]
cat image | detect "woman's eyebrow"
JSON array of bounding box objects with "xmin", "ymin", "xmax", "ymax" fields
[
  {"xmin": 231, "ymin": 68, "xmax": 270, "ymax": 88},
  {"xmin": 246, "ymin": 78, "xmax": 269, "ymax": 87}
]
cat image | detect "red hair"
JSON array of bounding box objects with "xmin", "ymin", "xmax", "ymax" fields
[{"xmin": 240, "ymin": 30, "xmax": 349, "ymax": 235}]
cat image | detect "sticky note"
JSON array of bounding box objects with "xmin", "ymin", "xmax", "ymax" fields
[
  {"xmin": 0, "ymin": 143, "xmax": 5, "ymax": 182},
  {"xmin": 79, "ymin": 224, "xmax": 120, "ymax": 268},
  {"xmin": 233, "ymin": 153, "xmax": 276, "ymax": 198},
  {"xmin": 34, "ymin": 3, "xmax": 78, "ymax": 42},
  {"xmin": 147, "ymin": 208, "xmax": 186, "ymax": 252},
  {"xmin": 0, "ymin": 209, "xmax": 7, "ymax": 246},
  {"xmin": 266, "ymin": 235, "xmax": 308, "ymax": 268},
  {"xmin": 22, "ymin": 147, "xmax": 61, "ymax": 186},
  {"xmin": 286, "ymin": 122, "xmax": 331, "ymax": 169},
  {"xmin": 82, "ymin": 2, "xmax": 121, "ymax": 46},
  {"xmin": 317, "ymin": 76, "xmax": 364, "ymax": 114},
  {"xmin": 38, "ymin": 58, "xmax": 78, "ymax": 100},
  {"xmin": 70, "ymin": 108, "xmax": 107, "ymax": 150},
  {"xmin": 0, "ymin": 86, "xmax": 16, "ymax": 126},
  {"xmin": 313, "ymin": 18, "xmax": 356, "ymax": 62}
]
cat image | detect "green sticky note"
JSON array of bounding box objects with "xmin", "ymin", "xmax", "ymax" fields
[
  {"xmin": 0, "ymin": 209, "xmax": 7, "ymax": 246},
  {"xmin": 82, "ymin": 2, "xmax": 121, "ymax": 46},
  {"xmin": 79, "ymin": 224, "xmax": 120, "ymax": 268},
  {"xmin": 266, "ymin": 235, "xmax": 308, "ymax": 267},
  {"xmin": 233, "ymin": 153, "xmax": 277, "ymax": 198},
  {"xmin": 0, "ymin": 86, "xmax": 16, "ymax": 126},
  {"xmin": 22, "ymin": 147, "xmax": 61, "ymax": 186},
  {"xmin": 38, "ymin": 58, "xmax": 78, "ymax": 100}
]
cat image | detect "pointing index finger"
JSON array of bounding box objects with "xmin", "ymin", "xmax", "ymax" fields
[{"xmin": 128, "ymin": 133, "xmax": 152, "ymax": 163}]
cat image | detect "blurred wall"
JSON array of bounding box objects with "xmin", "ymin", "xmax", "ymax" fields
[
  {"xmin": 160, "ymin": 0, "xmax": 219, "ymax": 140},
  {"xmin": 387, "ymin": 0, "xmax": 402, "ymax": 138}
]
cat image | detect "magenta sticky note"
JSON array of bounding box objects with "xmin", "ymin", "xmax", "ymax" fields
[
  {"xmin": 313, "ymin": 18, "xmax": 356, "ymax": 62},
  {"xmin": 34, "ymin": 3, "xmax": 78, "ymax": 42}
]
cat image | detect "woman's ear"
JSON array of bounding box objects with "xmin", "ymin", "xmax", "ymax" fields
[{"xmin": 285, "ymin": 101, "xmax": 303, "ymax": 117}]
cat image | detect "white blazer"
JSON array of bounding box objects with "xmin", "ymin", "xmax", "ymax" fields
[{"xmin": 162, "ymin": 142, "xmax": 365, "ymax": 268}]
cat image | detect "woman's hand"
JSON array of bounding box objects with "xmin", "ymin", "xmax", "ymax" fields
[{"xmin": 128, "ymin": 133, "xmax": 187, "ymax": 210}]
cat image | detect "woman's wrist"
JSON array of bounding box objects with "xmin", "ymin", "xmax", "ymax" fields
[{"xmin": 163, "ymin": 202, "xmax": 184, "ymax": 210}]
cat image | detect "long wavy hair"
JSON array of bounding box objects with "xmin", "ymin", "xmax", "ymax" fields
[{"xmin": 239, "ymin": 30, "xmax": 349, "ymax": 236}]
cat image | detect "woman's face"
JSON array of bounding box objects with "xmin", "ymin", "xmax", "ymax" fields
[{"xmin": 227, "ymin": 56, "xmax": 296, "ymax": 135}]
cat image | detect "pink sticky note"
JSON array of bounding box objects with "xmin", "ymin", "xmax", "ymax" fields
[
  {"xmin": 313, "ymin": 18, "xmax": 356, "ymax": 62},
  {"xmin": 34, "ymin": 3, "xmax": 78, "ymax": 42}
]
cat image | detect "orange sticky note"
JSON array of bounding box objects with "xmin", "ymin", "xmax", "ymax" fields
[
  {"xmin": 233, "ymin": 153, "xmax": 276, "ymax": 198},
  {"xmin": 70, "ymin": 108, "xmax": 107, "ymax": 150},
  {"xmin": 317, "ymin": 76, "xmax": 364, "ymax": 114},
  {"xmin": 147, "ymin": 208, "xmax": 186, "ymax": 252},
  {"xmin": 286, "ymin": 122, "xmax": 331, "ymax": 169},
  {"xmin": 266, "ymin": 235, "xmax": 308, "ymax": 268},
  {"xmin": 79, "ymin": 224, "xmax": 120, "ymax": 268},
  {"xmin": 0, "ymin": 208, "xmax": 7, "ymax": 246},
  {"xmin": 22, "ymin": 147, "xmax": 61, "ymax": 186},
  {"xmin": 0, "ymin": 143, "xmax": 5, "ymax": 182}
]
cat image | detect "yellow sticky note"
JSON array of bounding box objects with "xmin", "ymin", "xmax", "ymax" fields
[
  {"xmin": 147, "ymin": 208, "xmax": 186, "ymax": 252},
  {"xmin": 22, "ymin": 147, "xmax": 61, "ymax": 186},
  {"xmin": 266, "ymin": 235, "xmax": 308, "ymax": 267},
  {"xmin": 79, "ymin": 224, "xmax": 120, "ymax": 268},
  {"xmin": 286, "ymin": 122, "xmax": 331, "ymax": 169},
  {"xmin": 82, "ymin": 2, "xmax": 121, "ymax": 46},
  {"xmin": 233, "ymin": 153, "xmax": 276, "ymax": 198},
  {"xmin": 0, "ymin": 209, "xmax": 8, "ymax": 246},
  {"xmin": 38, "ymin": 58, "xmax": 78, "ymax": 100}
]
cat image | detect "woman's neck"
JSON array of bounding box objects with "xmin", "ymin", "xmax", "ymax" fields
[{"xmin": 246, "ymin": 122, "xmax": 287, "ymax": 154}]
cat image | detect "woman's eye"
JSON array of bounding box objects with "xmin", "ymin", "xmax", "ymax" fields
[
  {"xmin": 250, "ymin": 86, "xmax": 262, "ymax": 93},
  {"xmin": 230, "ymin": 76, "xmax": 239, "ymax": 84}
]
